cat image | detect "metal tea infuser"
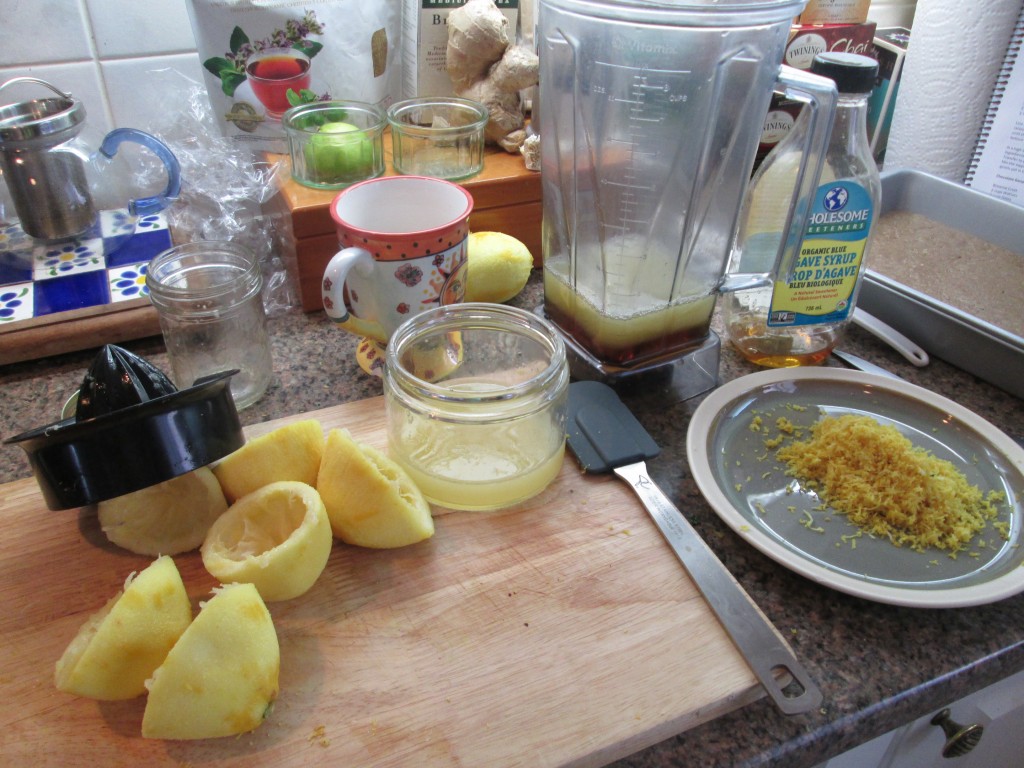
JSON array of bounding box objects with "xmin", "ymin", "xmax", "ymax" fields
[{"xmin": 0, "ymin": 77, "xmax": 181, "ymax": 241}]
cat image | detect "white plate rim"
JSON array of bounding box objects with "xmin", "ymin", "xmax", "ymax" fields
[{"xmin": 686, "ymin": 368, "xmax": 1024, "ymax": 608}]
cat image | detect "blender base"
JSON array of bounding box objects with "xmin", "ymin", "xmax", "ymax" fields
[{"xmin": 534, "ymin": 306, "xmax": 721, "ymax": 401}]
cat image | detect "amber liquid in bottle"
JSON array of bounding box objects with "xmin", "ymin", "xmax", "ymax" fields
[{"xmin": 723, "ymin": 53, "xmax": 881, "ymax": 368}]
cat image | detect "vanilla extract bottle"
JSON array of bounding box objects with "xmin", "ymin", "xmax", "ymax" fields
[{"xmin": 723, "ymin": 52, "xmax": 881, "ymax": 367}]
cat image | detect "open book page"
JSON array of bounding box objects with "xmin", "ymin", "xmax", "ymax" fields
[{"xmin": 965, "ymin": 6, "xmax": 1024, "ymax": 207}]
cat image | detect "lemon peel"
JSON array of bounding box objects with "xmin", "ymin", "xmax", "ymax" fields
[
  {"xmin": 201, "ymin": 480, "xmax": 333, "ymax": 601},
  {"xmin": 317, "ymin": 428, "xmax": 434, "ymax": 548},
  {"xmin": 213, "ymin": 419, "xmax": 325, "ymax": 503},
  {"xmin": 142, "ymin": 582, "xmax": 279, "ymax": 740},
  {"xmin": 54, "ymin": 555, "xmax": 192, "ymax": 700},
  {"xmin": 98, "ymin": 467, "xmax": 227, "ymax": 555}
]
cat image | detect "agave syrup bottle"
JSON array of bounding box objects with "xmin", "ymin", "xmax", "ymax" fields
[{"xmin": 723, "ymin": 52, "xmax": 881, "ymax": 367}]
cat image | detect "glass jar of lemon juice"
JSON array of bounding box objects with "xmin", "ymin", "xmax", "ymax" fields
[{"xmin": 384, "ymin": 304, "xmax": 569, "ymax": 511}]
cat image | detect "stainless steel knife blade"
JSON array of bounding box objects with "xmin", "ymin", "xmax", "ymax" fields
[{"xmin": 831, "ymin": 349, "xmax": 904, "ymax": 380}]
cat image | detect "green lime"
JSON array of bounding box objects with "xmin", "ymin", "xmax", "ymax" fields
[{"xmin": 304, "ymin": 122, "xmax": 373, "ymax": 183}]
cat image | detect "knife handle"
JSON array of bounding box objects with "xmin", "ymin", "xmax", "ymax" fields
[{"xmin": 614, "ymin": 462, "xmax": 823, "ymax": 716}]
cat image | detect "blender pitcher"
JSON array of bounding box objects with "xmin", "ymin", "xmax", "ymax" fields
[{"xmin": 538, "ymin": 0, "xmax": 837, "ymax": 378}]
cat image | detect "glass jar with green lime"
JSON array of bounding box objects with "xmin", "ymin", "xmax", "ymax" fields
[{"xmin": 283, "ymin": 100, "xmax": 386, "ymax": 189}]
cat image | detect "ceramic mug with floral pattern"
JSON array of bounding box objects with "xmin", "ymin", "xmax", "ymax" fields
[{"xmin": 323, "ymin": 175, "xmax": 472, "ymax": 346}]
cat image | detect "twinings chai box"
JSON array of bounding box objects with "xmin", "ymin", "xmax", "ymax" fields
[{"xmin": 785, "ymin": 22, "xmax": 878, "ymax": 70}]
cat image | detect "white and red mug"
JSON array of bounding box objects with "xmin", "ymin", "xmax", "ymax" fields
[{"xmin": 322, "ymin": 175, "xmax": 472, "ymax": 345}]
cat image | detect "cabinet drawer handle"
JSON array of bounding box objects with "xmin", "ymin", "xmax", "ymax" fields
[{"xmin": 930, "ymin": 708, "xmax": 984, "ymax": 758}]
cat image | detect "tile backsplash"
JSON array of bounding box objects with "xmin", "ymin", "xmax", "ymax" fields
[
  {"xmin": 4, "ymin": 0, "xmax": 918, "ymax": 140},
  {"xmin": 0, "ymin": 0, "xmax": 202, "ymax": 137}
]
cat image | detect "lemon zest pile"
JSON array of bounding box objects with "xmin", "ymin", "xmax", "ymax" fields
[{"xmin": 775, "ymin": 414, "xmax": 1004, "ymax": 552}]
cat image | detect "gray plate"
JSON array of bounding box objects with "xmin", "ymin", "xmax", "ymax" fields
[{"xmin": 687, "ymin": 369, "xmax": 1024, "ymax": 608}]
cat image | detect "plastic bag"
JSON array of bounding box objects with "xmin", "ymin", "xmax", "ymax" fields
[{"xmin": 133, "ymin": 69, "xmax": 296, "ymax": 315}]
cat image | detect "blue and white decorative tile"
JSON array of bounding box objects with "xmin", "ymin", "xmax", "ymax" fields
[
  {"xmin": 106, "ymin": 218, "xmax": 172, "ymax": 268},
  {"xmin": 0, "ymin": 221, "xmax": 31, "ymax": 253},
  {"xmin": 0, "ymin": 283, "xmax": 33, "ymax": 323},
  {"xmin": 108, "ymin": 262, "xmax": 150, "ymax": 302},
  {"xmin": 34, "ymin": 238, "xmax": 106, "ymax": 280},
  {"xmin": 33, "ymin": 270, "xmax": 111, "ymax": 315},
  {"xmin": 0, "ymin": 249, "xmax": 34, "ymax": 285},
  {"xmin": 99, "ymin": 208, "xmax": 139, "ymax": 239},
  {"xmin": 0, "ymin": 210, "xmax": 172, "ymax": 322},
  {"xmin": 134, "ymin": 214, "xmax": 166, "ymax": 233}
]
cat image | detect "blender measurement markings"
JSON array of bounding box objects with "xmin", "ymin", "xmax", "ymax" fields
[
  {"xmin": 599, "ymin": 69, "xmax": 680, "ymax": 241},
  {"xmin": 626, "ymin": 75, "xmax": 666, "ymax": 233}
]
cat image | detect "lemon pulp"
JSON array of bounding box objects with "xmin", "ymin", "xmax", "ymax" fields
[
  {"xmin": 316, "ymin": 428, "xmax": 434, "ymax": 549},
  {"xmin": 201, "ymin": 480, "xmax": 332, "ymax": 601}
]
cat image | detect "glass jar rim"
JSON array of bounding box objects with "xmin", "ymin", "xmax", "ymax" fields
[
  {"xmin": 385, "ymin": 303, "xmax": 567, "ymax": 406},
  {"xmin": 386, "ymin": 96, "xmax": 489, "ymax": 136},
  {"xmin": 147, "ymin": 241, "xmax": 261, "ymax": 304},
  {"xmin": 282, "ymin": 99, "xmax": 387, "ymax": 136}
]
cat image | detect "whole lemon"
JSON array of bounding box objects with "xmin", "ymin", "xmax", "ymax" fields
[{"xmin": 464, "ymin": 231, "xmax": 534, "ymax": 303}]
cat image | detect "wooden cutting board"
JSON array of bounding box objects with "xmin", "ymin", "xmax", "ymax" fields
[{"xmin": 0, "ymin": 397, "xmax": 766, "ymax": 767}]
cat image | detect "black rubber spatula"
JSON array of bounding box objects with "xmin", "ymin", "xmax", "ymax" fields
[{"xmin": 566, "ymin": 380, "xmax": 822, "ymax": 715}]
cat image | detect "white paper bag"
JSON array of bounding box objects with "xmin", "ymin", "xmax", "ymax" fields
[{"xmin": 186, "ymin": 1, "xmax": 402, "ymax": 153}]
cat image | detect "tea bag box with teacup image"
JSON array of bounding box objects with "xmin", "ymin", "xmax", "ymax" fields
[{"xmin": 186, "ymin": 2, "xmax": 401, "ymax": 153}]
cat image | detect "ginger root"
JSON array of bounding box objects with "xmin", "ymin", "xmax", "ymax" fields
[{"xmin": 446, "ymin": 0, "xmax": 538, "ymax": 153}]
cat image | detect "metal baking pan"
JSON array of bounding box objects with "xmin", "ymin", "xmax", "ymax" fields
[{"xmin": 859, "ymin": 169, "xmax": 1024, "ymax": 399}]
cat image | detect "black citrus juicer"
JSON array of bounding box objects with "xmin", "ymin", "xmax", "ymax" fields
[{"xmin": 5, "ymin": 345, "xmax": 243, "ymax": 511}]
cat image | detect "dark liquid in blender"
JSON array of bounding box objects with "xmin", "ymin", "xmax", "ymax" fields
[{"xmin": 543, "ymin": 268, "xmax": 716, "ymax": 368}]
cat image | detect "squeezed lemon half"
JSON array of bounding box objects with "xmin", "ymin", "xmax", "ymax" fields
[
  {"xmin": 142, "ymin": 582, "xmax": 279, "ymax": 740},
  {"xmin": 201, "ymin": 480, "xmax": 333, "ymax": 601},
  {"xmin": 97, "ymin": 467, "xmax": 228, "ymax": 555},
  {"xmin": 317, "ymin": 428, "xmax": 434, "ymax": 548},
  {"xmin": 54, "ymin": 555, "xmax": 192, "ymax": 700},
  {"xmin": 213, "ymin": 419, "xmax": 325, "ymax": 503}
]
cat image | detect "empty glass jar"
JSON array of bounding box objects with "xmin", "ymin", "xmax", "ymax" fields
[
  {"xmin": 147, "ymin": 241, "xmax": 273, "ymax": 409},
  {"xmin": 387, "ymin": 97, "xmax": 487, "ymax": 181}
]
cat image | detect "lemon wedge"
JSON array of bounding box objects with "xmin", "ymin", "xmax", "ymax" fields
[
  {"xmin": 54, "ymin": 555, "xmax": 192, "ymax": 700},
  {"xmin": 212, "ymin": 419, "xmax": 325, "ymax": 503},
  {"xmin": 97, "ymin": 467, "xmax": 227, "ymax": 555},
  {"xmin": 201, "ymin": 480, "xmax": 332, "ymax": 601},
  {"xmin": 317, "ymin": 428, "xmax": 434, "ymax": 548},
  {"xmin": 142, "ymin": 583, "xmax": 279, "ymax": 740}
]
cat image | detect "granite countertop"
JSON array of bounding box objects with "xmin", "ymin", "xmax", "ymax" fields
[{"xmin": 1, "ymin": 275, "xmax": 1022, "ymax": 767}]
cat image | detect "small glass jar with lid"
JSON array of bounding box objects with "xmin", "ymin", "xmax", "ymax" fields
[{"xmin": 384, "ymin": 303, "xmax": 569, "ymax": 511}]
